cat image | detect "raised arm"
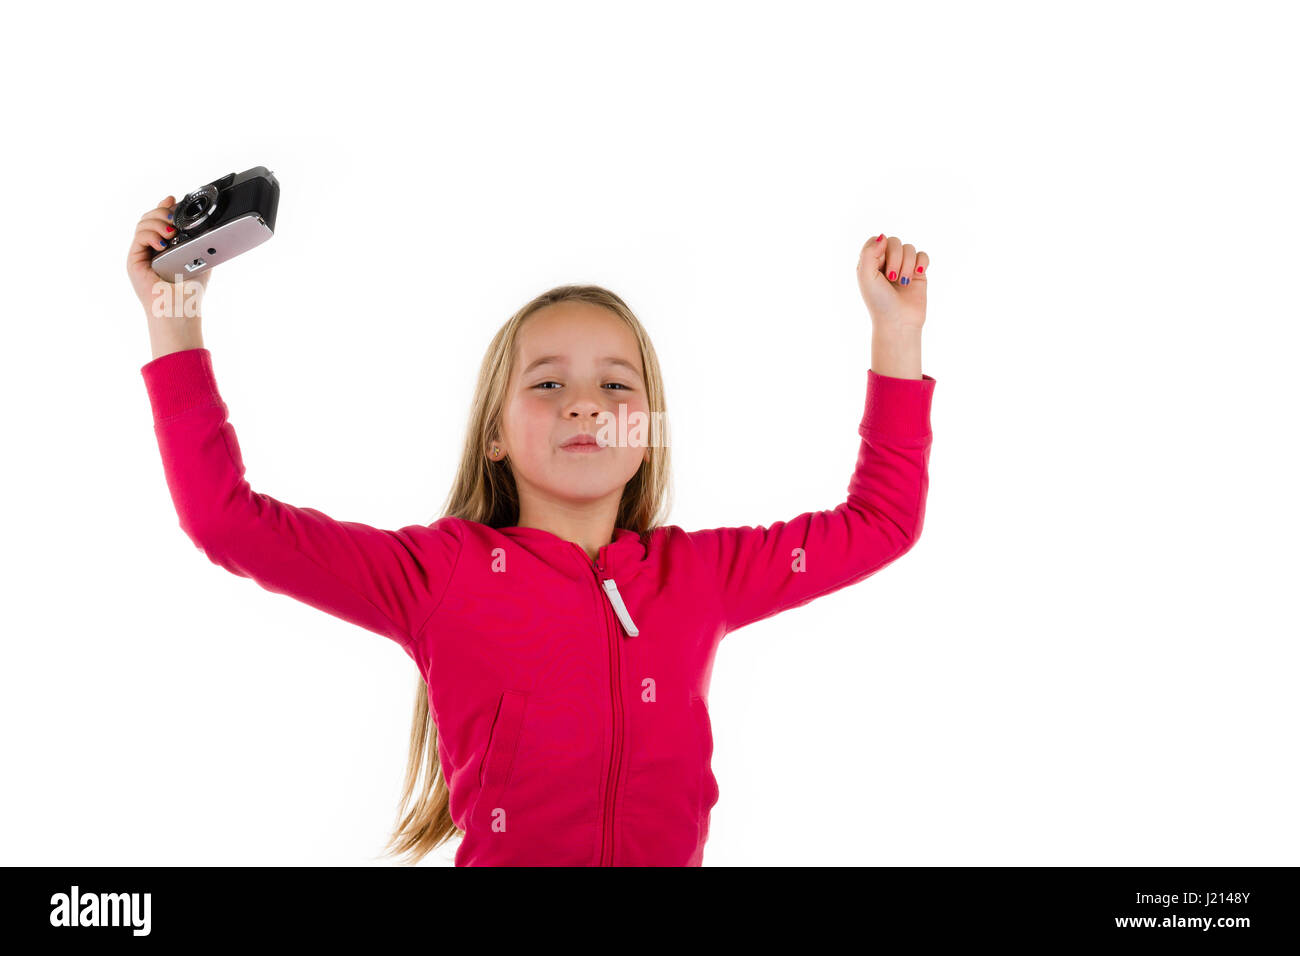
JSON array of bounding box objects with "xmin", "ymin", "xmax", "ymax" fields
[
  {"xmin": 127, "ymin": 195, "xmax": 459, "ymax": 655},
  {"xmin": 686, "ymin": 231, "xmax": 935, "ymax": 636},
  {"xmin": 141, "ymin": 347, "xmax": 461, "ymax": 653}
]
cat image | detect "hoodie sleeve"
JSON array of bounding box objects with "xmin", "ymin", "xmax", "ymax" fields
[
  {"xmin": 140, "ymin": 348, "xmax": 461, "ymax": 651},
  {"xmin": 685, "ymin": 369, "xmax": 935, "ymax": 636}
]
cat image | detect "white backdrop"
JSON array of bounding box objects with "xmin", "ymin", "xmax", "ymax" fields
[{"xmin": 1, "ymin": 0, "xmax": 1295, "ymax": 866}]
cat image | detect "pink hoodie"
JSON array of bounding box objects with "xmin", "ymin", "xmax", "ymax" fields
[{"xmin": 141, "ymin": 348, "xmax": 936, "ymax": 866}]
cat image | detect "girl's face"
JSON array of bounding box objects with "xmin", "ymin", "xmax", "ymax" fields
[{"xmin": 497, "ymin": 302, "xmax": 650, "ymax": 522}]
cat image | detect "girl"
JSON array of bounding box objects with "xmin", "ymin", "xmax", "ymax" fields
[{"xmin": 127, "ymin": 195, "xmax": 936, "ymax": 866}]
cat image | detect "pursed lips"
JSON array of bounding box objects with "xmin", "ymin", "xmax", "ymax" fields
[{"xmin": 561, "ymin": 435, "xmax": 604, "ymax": 450}]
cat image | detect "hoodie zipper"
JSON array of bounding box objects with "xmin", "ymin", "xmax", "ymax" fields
[
  {"xmin": 600, "ymin": 578, "xmax": 639, "ymax": 637},
  {"xmin": 572, "ymin": 540, "xmax": 640, "ymax": 866}
]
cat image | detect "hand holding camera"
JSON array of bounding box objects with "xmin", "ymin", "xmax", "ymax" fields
[
  {"xmin": 126, "ymin": 166, "xmax": 280, "ymax": 358},
  {"xmin": 127, "ymin": 194, "xmax": 211, "ymax": 322}
]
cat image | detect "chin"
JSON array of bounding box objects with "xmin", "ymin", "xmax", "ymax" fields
[{"xmin": 541, "ymin": 470, "xmax": 622, "ymax": 497}]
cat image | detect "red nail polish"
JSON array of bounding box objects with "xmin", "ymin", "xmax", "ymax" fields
[
  {"xmin": 876, "ymin": 234, "xmax": 884, "ymax": 242},
  {"xmin": 888, "ymin": 271, "xmax": 896, "ymax": 281},
  {"xmin": 165, "ymin": 225, "xmax": 174, "ymax": 232},
  {"xmin": 915, "ymin": 266, "xmax": 923, "ymax": 273}
]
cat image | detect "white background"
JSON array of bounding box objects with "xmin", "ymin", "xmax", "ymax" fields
[{"xmin": 1, "ymin": 0, "xmax": 1295, "ymax": 866}]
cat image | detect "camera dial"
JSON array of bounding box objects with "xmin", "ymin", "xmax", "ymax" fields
[{"xmin": 174, "ymin": 184, "xmax": 220, "ymax": 231}]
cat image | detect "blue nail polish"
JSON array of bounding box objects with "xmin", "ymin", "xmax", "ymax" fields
[
  {"xmin": 900, "ymin": 276, "xmax": 909, "ymax": 285},
  {"xmin": 167, "ymin": 213, "xmax": 173, "ymax": 221}
]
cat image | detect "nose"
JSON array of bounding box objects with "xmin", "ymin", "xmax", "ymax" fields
[{"xmin": 563, "ymin": 386, "xmax": 607, "ymax": 418}]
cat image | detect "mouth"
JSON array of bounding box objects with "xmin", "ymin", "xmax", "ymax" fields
[{"xmin": 560, "ymin": 436, "xmax": 605, "ymax": 453}]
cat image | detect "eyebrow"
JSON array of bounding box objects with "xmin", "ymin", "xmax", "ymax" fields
[{"xmin": 522, "ymin": 355, "xmax": 644, "ymax": 379}]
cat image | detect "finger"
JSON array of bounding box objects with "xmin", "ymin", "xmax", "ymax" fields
[
  {"xmin": 859, "ymin": 232, "xmax": 888, "ymax": 274},
  {"xmin": 145, "ymin": 196, "xmax": 176, "ymax": 221},
  {"xmin": 134, "ymin": 223, "xmax": 171, "ymax": 254},
  {"xmin": 884, "ymin": 236, "xmax": 902, "ymax": 283},
  {"xmin": 913, "ymin": 251, "xmax": 930, "ymax": 280},
  {"xmin": 135, "ymin": 193, "xmax": 177, "ymax": 254},
  {"xmin": 139, "ymin": 196, "xmax": 177, "ymax": 232},
  {"xmin": 126, "ymin": 234, "xmax": 162, "ymax": 273},
  {"xmin": 138, "ymin": 212, "xmax": 177, "ymax": 243},
  {"xmin": 898, "ymin": 244, "xmax": 916, "ymax": 286},
  {"xmin": 141, "ymin": 196, "xmax": 176, "ymax": 227}
]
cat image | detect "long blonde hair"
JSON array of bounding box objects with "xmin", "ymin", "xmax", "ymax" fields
[{"xmin": 378, "ymin": 284, "xmax": 674, "ymax": 864}]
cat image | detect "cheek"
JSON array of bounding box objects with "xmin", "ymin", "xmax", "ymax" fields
[
  {"xmin": 617, "ymin": 400, "xmax": 653, "ymax": 450},
  {"xmin": 616, "ymin": 445, "xmax": 648, "ymax": 476},
  {"xmin": 502, "ymin": 398, "xmax": 540, "ymax": 452},
  {"xmin": 513, "ymin": 397, "xmax": 551, "ymax": 432}
]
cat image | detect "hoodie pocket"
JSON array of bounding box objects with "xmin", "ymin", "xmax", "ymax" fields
[
  {"xmin": 690, "ymin": 695, "xmax": 720, "ymax": 843},
  {"xmin": 471, "ymin": 689, "xmax": 530, "ymax": 832}
]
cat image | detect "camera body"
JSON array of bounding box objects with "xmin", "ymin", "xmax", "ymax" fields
[{"xmin": 151, "ymin": 165, "xmax": 280, "ymax": 280}]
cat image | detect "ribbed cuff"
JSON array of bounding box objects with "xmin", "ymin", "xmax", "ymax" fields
[
  {"xmin": 860, "ymin": 369, "xmax": 936, "ymax": 439},
  {"xmin": 140, "ymin": 348, "xmax": 222, "ymax": 423}
]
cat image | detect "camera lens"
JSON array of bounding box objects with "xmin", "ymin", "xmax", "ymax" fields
[{"xmin": 174, "ymin": 184, "xmax": 219, "ymax": 231}]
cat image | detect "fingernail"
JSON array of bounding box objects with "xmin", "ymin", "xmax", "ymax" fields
[
  {"xmin": 888, "ymin": 270, "xmax": 896, "ymax": 281},
  {"xmin": 876, "ymin": 234, "xmax": 884, "ymax": 242},
  {"xmin": 166, "ymin": 213, "xmax": 173, "ymax": 221},
  {"xmin": 916, "ymin": 266, "xmax": 923, "ymax": 273},
  {"xmin": 900, "ymin": 276, "xmax": 909, "ymax": 285},
  {"xmin": 165, "ymin": 225, "xmax": 174, "ymax": 232}
]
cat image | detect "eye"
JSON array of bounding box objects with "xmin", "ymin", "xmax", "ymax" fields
[{"xmin": 532, "ymin": 381, "xmax": 631, "ymax": 391}]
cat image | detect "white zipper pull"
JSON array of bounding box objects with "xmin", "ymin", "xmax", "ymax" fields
[{"xmin": 601, "ymin": 578, "xmax": 640, "ymax": 637}]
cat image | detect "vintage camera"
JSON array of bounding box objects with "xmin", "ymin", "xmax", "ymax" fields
[{"xmin": 151, "ymin": 165, "xmax": 280, "ymax": 280}]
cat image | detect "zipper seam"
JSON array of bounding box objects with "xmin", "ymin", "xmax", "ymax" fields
[
  {"xmin": 602, "ymin": 583, "xmax": 623, "ymax": 866},
  {"xmin": 573, "ymin": 541, "xmax": 624, "ymax": 867}
]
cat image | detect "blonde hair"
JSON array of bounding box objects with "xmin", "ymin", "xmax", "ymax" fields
[{"xmin": 379, "ymin": 284, "xmax": 674, "ymax": 864}]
